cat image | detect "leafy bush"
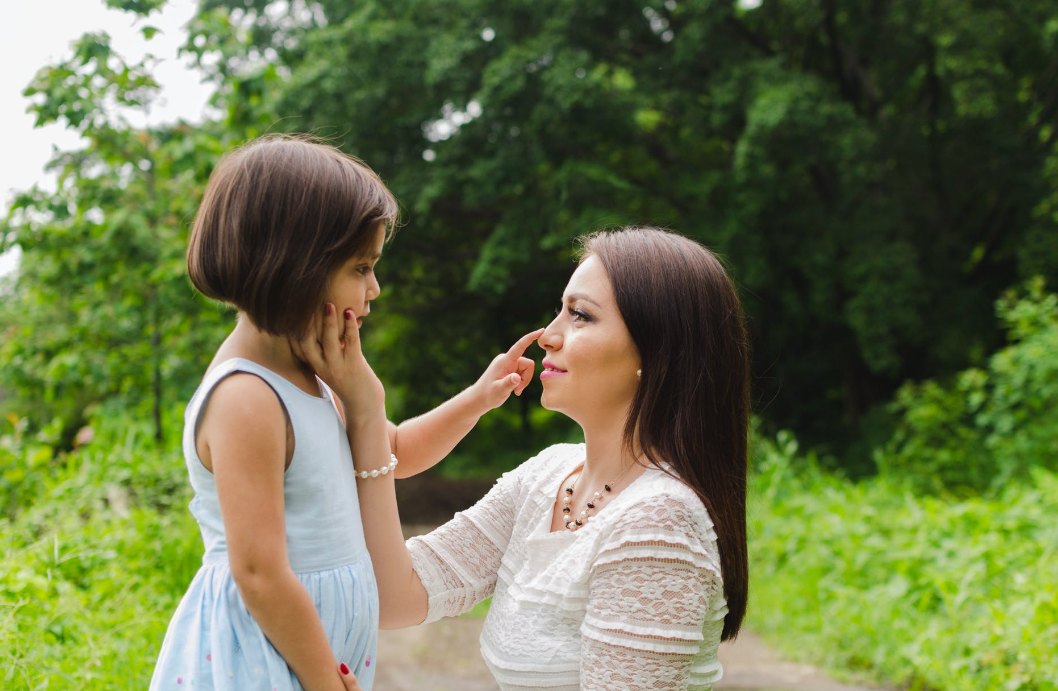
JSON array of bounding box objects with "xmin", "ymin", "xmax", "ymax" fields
[
  {"xmin": 749, "ymin": 432, "xmax": 1058, "ymax": 691},
  {"xmin": 877, "ymin": 278, "xmax": 1058, "ymax": 494}
]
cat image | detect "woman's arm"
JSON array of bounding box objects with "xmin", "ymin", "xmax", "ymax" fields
[
  {"xmin": 579, "ymin": 496, "xmax": 723, "ymax": 691},
  {"xmin": 390, "ymin": 329, "xmax": 543, "ymax": 478},
  {"xmin": 204, "ymin": 374, "xmax": 347, "ymax": 691}
]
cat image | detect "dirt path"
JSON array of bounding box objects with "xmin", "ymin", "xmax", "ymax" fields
[{"xmin": 374, "ymin": 617, "xmax": 885, "ymax": 691}]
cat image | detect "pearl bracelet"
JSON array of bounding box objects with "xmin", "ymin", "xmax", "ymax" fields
[{"xmin": 356, "ymin": 454, "xmax": 398, "ymax": 479}]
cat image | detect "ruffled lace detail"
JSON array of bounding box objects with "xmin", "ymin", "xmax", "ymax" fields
[
  {"xmin": 407, "ymin": 444, "xmax": 726, "ymax": 690},
  {"xmin": 407, "ymin": 447, "xmax": 542, "ymax": 623}
]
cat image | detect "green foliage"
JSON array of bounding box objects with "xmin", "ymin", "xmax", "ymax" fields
[
  {"xmin": 0, "ymin": 411, "xmax": 199, "ymax": 689},
  {"xmin": 877, "ymin": 278, "xmax": 1058, "ymax": 493},
  {"xmin": 105, "ymin": 0, "xmax": 167, "ymax": 16},
  {"xmin": 749, "ymin": 432, "xmax": 1058, "ymax": 691},
  {"xmin": 0, "ymin": 28, "xmax": 233, "ymax": 445},
  {"xmin": 179, "ymin": 0, "xmax": 1058, "ymax": 456}
]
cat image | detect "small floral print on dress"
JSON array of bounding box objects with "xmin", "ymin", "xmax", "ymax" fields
[
  {"xmin": 176, "ymin": 676, "xmax": 182, "ymax": 685},
  {"xmin": 365, "ymin": 655, "xmax": 371, "ymax": 668},
  {"xmin": 206, "ymin": 654, "xmax": 211, "ymax": 661}
]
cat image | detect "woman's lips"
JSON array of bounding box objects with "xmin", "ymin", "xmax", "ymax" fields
[{"xmin": 540, "ymin": 360, "xmax": 567, "ymax": 380}]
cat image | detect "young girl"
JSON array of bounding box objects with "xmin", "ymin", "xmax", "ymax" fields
[{"xmin": 150, "ymin": 135, "xmax": 537, "ymax": 691}]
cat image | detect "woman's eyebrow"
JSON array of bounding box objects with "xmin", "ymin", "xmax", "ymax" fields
[{"xmin": 566, "ymin": 292, "xmax": 601, "ymax": 308}]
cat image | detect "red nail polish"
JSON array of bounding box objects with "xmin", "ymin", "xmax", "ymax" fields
[
  {"xmin": 344, "ymin": 309, "xmax": 353, "ymax": 320},
  {"xmin": 340, "ymin": 663, "xmax": 350, "ymax": 675}
]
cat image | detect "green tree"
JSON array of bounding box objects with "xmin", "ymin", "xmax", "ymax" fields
[
  {"xmin": 181, "ymin": 0, "xmax": 1058, "ymax": 467},
  {"xmin": 878, "ymin": 278, "xmax": 1058, "ymax": 494},
  {"xmin": 0, "ymin": 15, "xmax": 229, "ymax": 445}
]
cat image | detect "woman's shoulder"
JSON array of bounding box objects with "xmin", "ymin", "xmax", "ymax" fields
[
  {"xmin": 505, "ymin": 442, "xmax": 583, "ymax": 479},
  {"xmin": 600, "ymin": 465, "xmax": 720, "ymax": 557}
]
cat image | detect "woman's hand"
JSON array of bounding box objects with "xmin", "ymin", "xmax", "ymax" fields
[
  {"xmin": 337, "ymin": 662, "xmax": 363, "ymax": 691},
  {"xmin": 469, "ymin": 328, "xmax": 545, "ymax": 413},
  {"xmin": 292, "ymin": 303, "xmax": 385, "ymax": 420}
]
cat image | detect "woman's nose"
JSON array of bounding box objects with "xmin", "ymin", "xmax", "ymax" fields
[
  {"xmin": 369, "ymin": 273, "xmax": 381, "ymax": 300},
  {"xmin": 539, "ymin": 316, "xmax": 562, "ymax": 351}
]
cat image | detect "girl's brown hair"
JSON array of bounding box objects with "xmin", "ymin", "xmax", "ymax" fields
[
  {"xmin": 582, "ymin": 227, "xmax": 750, "ymax": 641},
  {"xmin": 187, "ymin": 134, "xmax": 398, "ymax": 339}
]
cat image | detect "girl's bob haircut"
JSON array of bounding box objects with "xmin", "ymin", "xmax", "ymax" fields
[{"xmin": 187, "ymin": 134, "xmax": 399, "ymax": 339}]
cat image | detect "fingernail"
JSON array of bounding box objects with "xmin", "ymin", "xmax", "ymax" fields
[
  {"xmin": 326, "ymin": 303, "xmax": 334, "ymax": 315},
  {"xmin": 340, "ymin": 663, "xmax": 350, "ymax": 675},
  {"xmin": 344, "ymin": 309, "xmax": 353, "ymax": 320}
]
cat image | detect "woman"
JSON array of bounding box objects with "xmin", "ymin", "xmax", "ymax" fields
[{"xmin": 317, "ymin": 227, "xmax": 750, "ymax": 690}]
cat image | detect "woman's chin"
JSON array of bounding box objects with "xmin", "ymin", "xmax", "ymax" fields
[{"xmin": 539, "ymin": 390, "xmax": 562, "ymax": 413}]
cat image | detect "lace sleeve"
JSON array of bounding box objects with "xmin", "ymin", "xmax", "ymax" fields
[
  {"xmin": 580, "ymin": 495, "xmax": 723, "ymax": 691},
  {"xmin": 406, "ymin": 452, "xmax": 536, "ymax": 624}
]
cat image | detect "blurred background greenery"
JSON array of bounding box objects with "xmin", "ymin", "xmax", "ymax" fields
[{"xmin": 1, "ymin": 0, "xmax": 1056, "ymax": 688}]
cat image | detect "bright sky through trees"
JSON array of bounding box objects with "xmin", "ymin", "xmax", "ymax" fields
[{"xmin": 0, "ymin": 0, "xmax": 212, "ymax": 276}]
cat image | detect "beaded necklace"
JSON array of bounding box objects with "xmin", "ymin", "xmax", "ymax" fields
[{"xmin": 562, "ymin": 462, "xmax": 634, "ymax": 531}]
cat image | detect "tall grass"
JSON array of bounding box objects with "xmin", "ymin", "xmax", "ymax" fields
[
  {"xmin": 1, "ymin": 414, "xmax": 200, "ymax": 689},
  {"xmin": 3, "ymin": 416, "xmax": 1056, "ymax": 689},
  {"xmin": 748, "ymin": 432, "xmax": 1058, "ymax": 691}
]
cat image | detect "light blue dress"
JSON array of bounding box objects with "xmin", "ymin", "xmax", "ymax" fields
[{"xmin": 150, "ymin": 358, "xmax": 378, "ymax": 691}]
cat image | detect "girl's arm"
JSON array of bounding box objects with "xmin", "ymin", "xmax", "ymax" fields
[
  {"xmin": 203, "ymin": 374, "xmax": 348, "ymax": 691},
  {"xmin": 298, "ymin": 307, "xmax": 540, "ymax": 629},
  {"xmin": 389, "ymin": 329, "xmax": 544, "ymax": 478}
]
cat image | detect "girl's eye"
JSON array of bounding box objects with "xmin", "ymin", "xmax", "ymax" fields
[{"xmin": 358, "ymin": 265, "xmax": 373, "ymax": 276}]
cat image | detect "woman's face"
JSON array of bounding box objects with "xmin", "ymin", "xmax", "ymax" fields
[{"xmin": 538, "ymin": 256, "xmax": 640, "ymax": 426}]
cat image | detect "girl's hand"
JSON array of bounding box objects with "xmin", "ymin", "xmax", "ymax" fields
[
  {"xmin": 292, "ymin": 303, "xmax": 385, "ymax": 420},
  {"xmin": 338, "ymin": 663, "xmax": 363, "ymax": 691},
  {"xmin": 470, "ymin": 328, "xmax": 545, "ymax": 413}
]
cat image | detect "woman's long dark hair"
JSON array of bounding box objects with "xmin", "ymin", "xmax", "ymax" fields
[{"xmin": 582, "ymin": 227, "xmax": 750, "ymax": 641}]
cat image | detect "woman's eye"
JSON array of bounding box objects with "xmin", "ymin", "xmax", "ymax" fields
[
  {"xmin": 568, "ymin": 306, "xmax": 592, "ymax": 323},
  {"xmin": 358, "ymin": 265, "xmax": 373, "ymax": 276}
]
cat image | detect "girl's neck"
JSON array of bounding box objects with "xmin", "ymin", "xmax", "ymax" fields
[{"xmin": 216, "ymin": 314, "xmax": 313, "ymax": 381}]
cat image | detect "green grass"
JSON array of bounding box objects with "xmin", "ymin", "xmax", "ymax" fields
[
  {"xmin": 3, "ymin": 420, "xmax": 1056, "ymax": 690},
  {"xmin": 747, "ymin": 432, "xmax": 1058, "ymax": 691}
]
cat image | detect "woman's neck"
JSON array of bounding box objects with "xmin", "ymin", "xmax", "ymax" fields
[{"xmin": 579, "ymin": 408, "xmax": 644, "ymax": 490}]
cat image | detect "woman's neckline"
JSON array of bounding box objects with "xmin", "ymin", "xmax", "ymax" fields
[
  {"xmin": 209, "ymin": 357, "xmax": 330, "ymax": 402},
  {"xmin": 544, "ymin": 448, "xmax": 655, "ymax": 535}
]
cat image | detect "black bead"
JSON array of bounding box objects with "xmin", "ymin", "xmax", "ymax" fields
[
  {"xmin": 586, "ymin": 502, "xmax": 595, "ymax": 509},
  {"xmin": 604, "ymin": 485, "xmax": 612, "ymax": 492},
  {"xmin": 575, "ymin": 519, "xmax": 583, "ymax": 526},
  {"xmin": 565, "ymin": 487, "xmax": 574, "ymax": 495},
  {"xmin": 562, "ymin": 507, "xmax": 570, "ymax": 514}
]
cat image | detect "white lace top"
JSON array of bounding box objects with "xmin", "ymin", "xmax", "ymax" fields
[{"xmin": 407, "ymin": 443, "xmax": 727, "ymax": 690}]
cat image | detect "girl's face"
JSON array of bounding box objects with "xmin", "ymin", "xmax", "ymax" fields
[
  {"xmin": 538, "ymin": 256, "xmax": 641, "ymax": 426},
  {"xmin": 325, "ymin": 225, "xmax": 385, "ymax": 329}
]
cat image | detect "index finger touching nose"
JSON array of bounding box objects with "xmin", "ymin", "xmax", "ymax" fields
[{"xmin": 506, "ymin": 328, "xmax": 546, "ymax": 359}]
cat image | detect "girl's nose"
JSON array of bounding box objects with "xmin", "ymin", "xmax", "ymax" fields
[{"xmin": 369, "ymin": 273, "xmax": 381, "ymax": 300}]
